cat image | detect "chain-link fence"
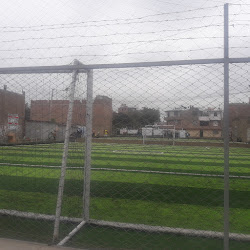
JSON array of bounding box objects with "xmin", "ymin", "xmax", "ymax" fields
[
  {"xmin": 0, "ymin": 62, "xmax": 89, "ymax": 245},
  {"xmin": 0, "ymin": 3, "xmax": 250, "ymax": 250}
]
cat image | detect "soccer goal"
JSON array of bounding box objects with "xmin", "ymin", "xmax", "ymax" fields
[{"xmin": 142, "ymin": 124, "xmax": 176, "ymax": 145}]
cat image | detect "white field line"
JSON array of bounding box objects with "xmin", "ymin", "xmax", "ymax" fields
[
  {"xmin": 0, "ymin": 209, "xmax": 249, "ymax": 241},
  {"xmin": 1, "ymin": 162, "xmax": 250, "ymax": 179},
  {"xmin": 91, "ymin": 167, "xmax": 250, "ymax": 179},
  {"xmin": 0, "ymin": 209, "xmax": 81, "ymax": 223},
  {"xmin": 3, "ymin": 147, "xmax": 250, "ymax": 158},
  {"xmin": 5, "ymin": 146, "xmax": 250, "ymax": 158}
]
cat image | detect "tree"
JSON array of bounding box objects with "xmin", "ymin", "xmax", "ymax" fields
[
  {"xmin": 112, "ymin": 107, "xmax": 160, "ymax": 133},
  {"xmin": 139, "ymin": 107, "xmax": 160, "ymax": 127},
  {"xmin": 112, "ymin": 112, "xmax": 132, "ymax": 130},
  {"xmin": 25, "ymin": 103, "xmax": 30, "ymax": 120}
]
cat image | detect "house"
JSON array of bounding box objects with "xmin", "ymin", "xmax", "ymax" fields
[
  {"xmin": 164, "ymin": 106, "xmax": 223, "ymax": 139},
  {"xmin": 118, "ymin": 104, "xmax": 136, "ymax": 114},
  {"xmin": 198, "ymin": 109, "xmax": 223, "ymax": 138}
]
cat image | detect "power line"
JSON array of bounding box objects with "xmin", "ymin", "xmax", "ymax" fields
[
  {"xmin": 0, "ymin": 5, "xmax": 222, "ymax": 30},
  {"xmin": 0, "ymin": 16, "xmax": 224, "ymax": 33},
  {"xmin": 231, "ymin": 3, "xmax": 250, "ymax": 6},
  {"xmin": 0, "ymin": 24, "xmax": 223, "ymax": 43},
  {"xmin": 230, "ymin": 23, "xmax": 250, "ymax": 26},
  {"xmin": 0, "ymin": 37, "xmax": 224, "ymax": 52},
  {"xmin": 0, "ymin": 47, "xmax": 223, "ymax": 61},
  {"xmin": 231, "ymin": 46, "xmax": 250, "ymax": 49}
]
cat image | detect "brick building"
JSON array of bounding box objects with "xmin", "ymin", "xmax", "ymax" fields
[
  {"xmin": 229, "ymin": 102, "xmax": 250, "ymax": 142},
  {"xmin": 165, "ymin": 107, "xmax": 223, "ymax": 139},
  {"xmin": 118, "ymin": 104, "xmax": 136, "ymax": 114},
  {"xmin": 0, "ymin": 85, "xmax": 25, "ymax": 142},
  {"xmin": 30, "ymin": 99, "xmax": 86, "ymax": 126},
  {"xmin": 30, "ymin": 95, "xmax": 112, "ymax": 136},
  {"xmin": 229, "ymin": 102, "xmax": 250, "ymax": 123},
  {"xmin": 92, "ymin": 96, "xmax": 113, "ymax": 136}
]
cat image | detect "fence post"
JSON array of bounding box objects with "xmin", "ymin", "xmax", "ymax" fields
[
  {"xmin": 223, "ymin": 3, "xmax": 230, "ymax": 250},
  {"xmin": 53, "ymin": 60, "xmax": 79, "ymax": 242},
  {"xmin": 83, "ymin": 69, "xmax": 93, "ymax": 221}
]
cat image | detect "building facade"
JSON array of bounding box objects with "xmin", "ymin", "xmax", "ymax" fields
[
  {"xmin": 165, "ymin": 107, "xmax": 223, "ymax": 139},
  {"xmin": 25, "ymin": 120, "xmax": 77, "ymax": 142},
  {"xmin": 30, "ymin": 99, "xmax": 86, "ymax": 126},
  {"xmin": 231, "ymin": 117, "xmax": 250, "ymax": 142},
  {"xmin": 118, "ymin": 104, "xmax": 136, "ymax": 114},
  {"xmin": 30, "ymin": 95, "xmax": 112, "ymax": 137},
  {"xmin": 92, "ymin": 96, "xmax": 113, "ymax": 136},
  {"xmin": 0, "ymin": 86, "xmax": 25, "ymax": 142},
  {"xmin": 229, "ymin": 102, "xmax": 250, "ymax": 142}
]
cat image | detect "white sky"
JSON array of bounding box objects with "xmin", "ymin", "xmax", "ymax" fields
[
  {"xmin": 0, "ymin": 0, "xmax": 249, "ymax": 66},
  {"xmin": 0, "ymin": 0, "xmax": 249, "ymax": 116}
]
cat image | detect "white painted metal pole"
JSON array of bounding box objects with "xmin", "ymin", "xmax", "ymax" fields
[
  {"xmin": 57, "ymin": 220, "xmax": 86, "ymax": 246},
  {"xmin": 49, "ymin": 89, "xmax": 54, "ymax": 122},
  {"xmin": 224, "ymin": 3, "xmax": 230, "ymax": 250},
  {"xmin": 83, "ymin": 69, "xmax": 93, "ymax": 221},
  {"xmin": 1, "ymin": 208, "xmax": 250, "ymax": 241},
  {"xmin": 53, "ymin": 60, "xmax": 78, "ymax": 242}
]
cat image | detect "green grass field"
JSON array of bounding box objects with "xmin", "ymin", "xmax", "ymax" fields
[{"xmin": 0, "ymin": 142, "xmax": 250, "ymax": 249}]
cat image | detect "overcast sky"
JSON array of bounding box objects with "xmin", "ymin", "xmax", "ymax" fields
[
  {"xmin": 0, "ymin": 0, "xmax": 249, "ymax": 66},
  {"xmin": 0, "ymin": 0, "xmax": 249, "ymax": 116}
]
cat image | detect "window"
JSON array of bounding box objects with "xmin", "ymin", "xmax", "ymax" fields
[
  {"xmin": 213, "ymin": 130, "xmax": 219, "ymax": 135},
  {"xmin": 214, "ymin": 112, "xmax": 218, "ymax": 116},
  {"xmin": 174, "ymin": 111, "xmax": 178, "ymax": 116},
  {"xmin": 213, "ymin": 121, "xmax": 218, "ymax": 127},
  {"xmin": 200, "ymin": 121, "xmax": 209, "ymax": 126}
]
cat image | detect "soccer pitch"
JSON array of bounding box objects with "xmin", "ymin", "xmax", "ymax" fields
[{"xmin": 0, "ymin": 142, "xmax": 250, "ymax": 248}]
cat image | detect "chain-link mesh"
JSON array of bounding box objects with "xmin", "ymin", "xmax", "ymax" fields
[
  {"xmin": 0, "ymin": 64, "xmax": 250, "ymax": 249},
  {"xmin": 0, "ymin": 71, "xmax": 87, "ymax": 244},
  {"xmin": 63, "ymin": 64, "xmax": 224, "ymax": 249},
  {"xmin": 228, "ymin": 62, "xmax": 250, "ymax": 249},
  {"xmin": 0, "ymin": 2, "xmax": 250, "ymax": 250}
]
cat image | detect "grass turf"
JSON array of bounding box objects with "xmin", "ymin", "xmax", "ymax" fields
[{"xmin": 0, "ymin": 142, "xmax": 250, "ymax": 248}]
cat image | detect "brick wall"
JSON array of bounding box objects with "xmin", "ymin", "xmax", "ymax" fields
[
  {"xmin": 231, "ymin": 117, "xmax": 250, "ymax": 142},
  {"xmin": 229, "ymin": 103, "xmax": 250, "ymax": 142},
  {"xmin": 30, "ymin": 100, "xmax": 86, "ymax": 126},
  {"xmin": 93, "ymin": 96, "xmax": 112, "ymax": 136},
  {"xmin": 229, "ymin": 103, "xmax": 250, "ymax": 124},
  {"xmin": 30, "ymin": 95, "xmax": 112, "ymax": 136},
  {"xmin": 0, "ymin": 88, "xmax": 25, "ymax": 140}
]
